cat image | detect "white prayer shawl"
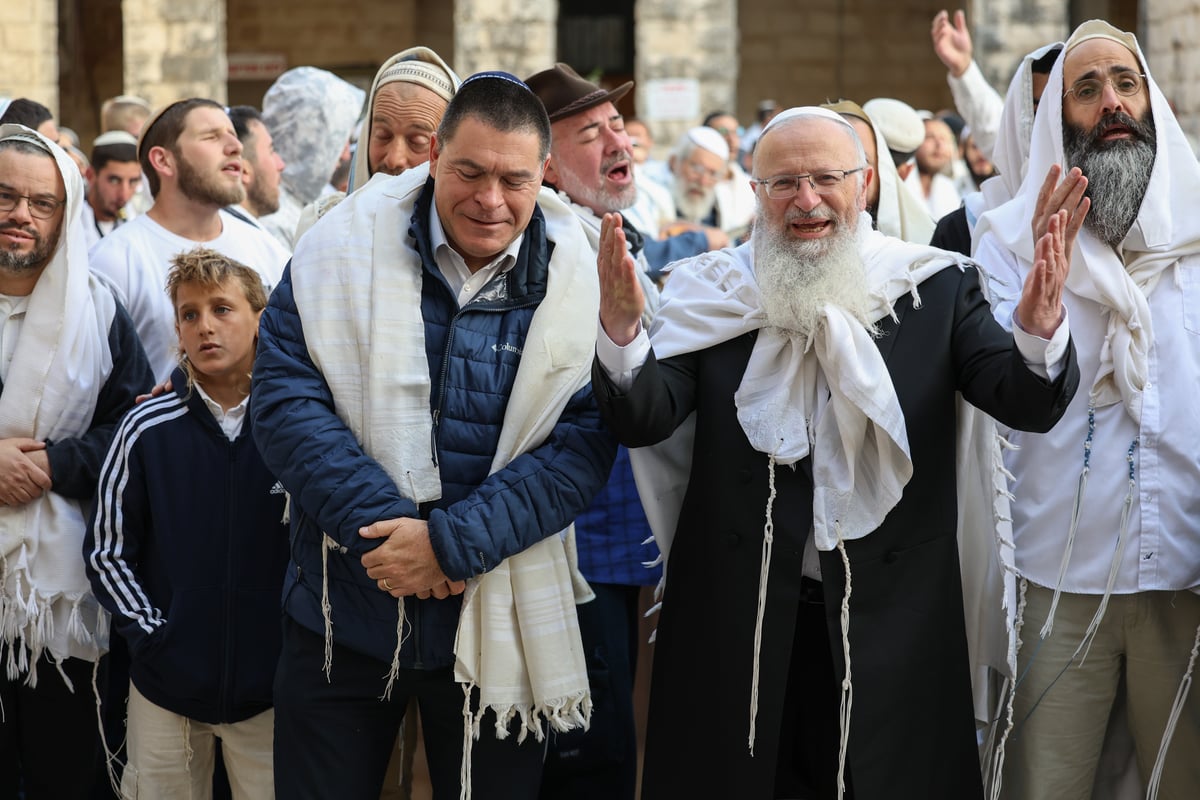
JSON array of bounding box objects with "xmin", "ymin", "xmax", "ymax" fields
[
  {"xmin": 629, "ymin": 220, "xmax": 1017, "ymax": 730},
  {"xmin": 973, "ymin": 28, "xmax": 1200, "ymax": 425},
  {"xmin": 290, "ymin": 162, "xmax": 597, "ymax": 747},
  {"xmin": 862, "ymin": 116, "xmax": 936, "ymax": 245},
  {"xmin": 0, "ymin": 125, "xmax": 116, "ymax": 683}
]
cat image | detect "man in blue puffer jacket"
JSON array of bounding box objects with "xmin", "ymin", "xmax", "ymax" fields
[{"xmin": 251, "ymin": 72, "xmax": 616, "ymax": 800}]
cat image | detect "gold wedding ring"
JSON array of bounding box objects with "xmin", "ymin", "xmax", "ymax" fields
[{"xmin": 382, "ymin": 578, "xmax": 394, "ymax": 591}]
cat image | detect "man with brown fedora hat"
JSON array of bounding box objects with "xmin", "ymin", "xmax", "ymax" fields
[
  {"xmin": 527, "ymin": 63, "xmax": 722, "ymax": 281},
  {"xmin": 526, "ymin": 62, "xmax": 702, "ymax": 800}
]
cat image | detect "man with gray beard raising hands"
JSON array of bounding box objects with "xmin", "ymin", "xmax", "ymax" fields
[
  {"xmin": 590, "ymin": 106, "xmax": 1081, "ymax": 799},
  {"xmin": 974, "ymin": 20, "xmax": 1200, "ymax": 799}
]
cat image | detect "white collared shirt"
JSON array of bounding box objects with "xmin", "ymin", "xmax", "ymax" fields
[
  {"xmin": 193, "ymin": 383, "xmax": 249, "ymax": 441},
  {"xmin": 0, "ymin": 294, "xmax": 30, "ymax": 385},
  {"xmin": 978, "ymin": 238, "xmax": 1200, "ymax": 595},
  {"xmin": 428, "ymin": 200, "xmax": 523, "ymax": 306}
]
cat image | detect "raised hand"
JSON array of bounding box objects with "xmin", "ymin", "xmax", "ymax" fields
[
  {"xmin": 1017, "ymin": 209, "xmax": 1080, "ymax": 338},
  {"xmin": 598, "ymin": 213, "xmax": 646, "ymax": 346},
  {"xmin": 932, "ymin": 10, "xmax": 973, "ymax": 78},
  {"xmin": 1032, "ymin": 164, "xmax": 1090, "ymax": 247}
]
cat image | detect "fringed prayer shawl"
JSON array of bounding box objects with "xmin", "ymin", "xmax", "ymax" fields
[
  {"xmin": 629, "ymin": 217, "xmax": 1017, "ymax": 788},
  {"xmin": 291, "ymin": 162, "xmax": 598, "ymax": 793},
  {"xmin": 0, "ymin": 125, "xmax": 116, "ymax": 685},
  {"xmin": 971, "ymin": 24, "xmax": 1200, "ymax": 798}
]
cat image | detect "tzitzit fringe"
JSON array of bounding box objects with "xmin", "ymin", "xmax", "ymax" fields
[
  {"xmin": 1071, "ymin": 437, "xmax": 1139, "ymax": 665},
  {"xmin": 987, "ymin": 578, "xmax": 1029, "ymax": 800},
  {"xmin": 1039, "ymin": 406, "xmax": 1095, "ymax": 640},
  {"xmin": 320, "ymin": 534, "xmax": 336, "ymax": 681},
  {"xmin": 381, "ymin": 598, "xmax": 408, "ymax": 700},
  {"xmin": 92, "ymin": 658, "xmax": 124, "ymax": 797},
  {"xmin": 747, "ymin": 453, "xmax": 779, "ymax": 754},
  {"xmin": 1145, "ymin": 620, "xmax": 1200, "ymax": 800},
  {"xmin": 835, "ymin": 526, "xmax": 853, "ymax": 800}
]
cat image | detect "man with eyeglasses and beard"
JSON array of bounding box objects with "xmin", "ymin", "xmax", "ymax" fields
[
  {"xmin": 0, "ymin": 124, "xmax": 152, "ymax": 800},
  {"xmin": 89, "ymin": 99, "xmax": 289, "ymax": 381},
  {"xmin": 973, "ymin": 20, "xmax": 1200, "ymax": 800},
  {"xmin": 591, "ymin": 106, "xmax": 1081, "ymax": 799}
]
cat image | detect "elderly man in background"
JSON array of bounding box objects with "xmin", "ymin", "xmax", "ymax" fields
[
  {"xmin": 974, "ymin": 20, "xmax": 1200, "ymax": 799},
  {"xmin": 668, "ymin": 126, "xmax": 756, "ymax": 240}
]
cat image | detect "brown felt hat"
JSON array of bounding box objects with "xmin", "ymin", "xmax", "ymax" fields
[{"xmin": 525, "ymin": 63, "xmax": 633, "ymax": 123}]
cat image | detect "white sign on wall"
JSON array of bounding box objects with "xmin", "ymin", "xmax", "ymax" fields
[{"xmin": 643, "ymin": 78, "xmax": 701, "ymax": 121}]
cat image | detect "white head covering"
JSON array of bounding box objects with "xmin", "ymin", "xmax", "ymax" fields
[
  {"xmin": 979, "ymin": 42, "xmax": 1064, "ymax": 209},
  {"xmin": 830, "ymin": 100, "xmax": 935, "ymax": 244},
  {"xmin": 0, "ymin": 124, "xmax": 116, "ymax": 679},
  {"xmin": 675, "ymin": 126, "xmax": 730, "ymax": 163},
  {"xmin": 262, "ymin": 67, "xmax": 366, "ymax": 205},
  {"xmin": 348, "ymin": 47, "xmax": 461, "ymax": 193},
  {"xmin": 973, "ymin": 21, "xmax": 1200, "ymax": 423},
  {"xmin": 863, "ymin": 97, "xmax": 926, "ymax": 156}
]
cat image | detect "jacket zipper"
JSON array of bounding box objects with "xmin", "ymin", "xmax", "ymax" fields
[{"xmin": 220, "ymin": 435, "xmax": 237, "ymax": 720}]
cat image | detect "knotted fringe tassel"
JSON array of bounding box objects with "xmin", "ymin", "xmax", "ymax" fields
[
  {"xmin": 747, "ymin": 454, "xmax": 779, "ymax": 754},
  {"xmin": 1040, "ymin": 407, "xmax": 1096, "ymax": 640},
  {"xmin": 380, "ymin": 598, "xmax": 407, "ymax": 700},
  {"xmin": 459, "ymin": 682, "xmax": 483, "ymax": 800},
  {"xmin": 1071, "ymin": 438, "xmax": 1139, "ymax": 666},
  {"xmin": 320, "ymin": 533, "xmax": 342, "ymax": 682},
  {"xmin": 835, "ymin": 527, "xmax": 853, "ymax": 800},
  {"xmin": 92, "ymin": 659, "xmax": 123, "ymax": 797},
  {"xmin": 987, "ymin": 578, "xmax": 1029, "ymax": 800},
  {"xmin": 1145, "ymin": 620, "xmax": 1200, "ymax": 800}
]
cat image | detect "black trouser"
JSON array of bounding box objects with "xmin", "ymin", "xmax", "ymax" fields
[
  {"xmin": 540, "ymin": 582, "xmax": 641, "ymax": 800},
  {"xmin": 773, "ymin": 578, "xmax": 856, "ymax": 800},
  {"xmin": 274, "ymin": 615, "xmax": 547, "ymax": 800},
  {"xmin": 0, "ymin": 651, "xmax": 104, "ymax": 800}
]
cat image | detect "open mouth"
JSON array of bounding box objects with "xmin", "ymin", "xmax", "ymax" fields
[
  {"xmin": 606, "ymin": 161, "xmax": 631, "ymax": 183},
  {"xmin": 791, "ymin": 219, "xmax": 832, "ymax": 236},
  {"xmin": 222, "ymin": 161, "xmax": 243, "ymax": 177}
]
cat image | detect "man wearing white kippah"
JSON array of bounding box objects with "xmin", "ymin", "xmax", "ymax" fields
[
  {"xmin": 592, "ymin": 106, "xmax": 1080, "ymax": 799},
  {"xmin": 668, "ymin": 126, "xmax": 756, "ymax": 239},
  {"xmin": 974, "ymin": 20, "xmax": 1200, "ymax": 798},
  {"xmin": 82, "ymin": 130, "xmax": 142, "ymax": 249}
]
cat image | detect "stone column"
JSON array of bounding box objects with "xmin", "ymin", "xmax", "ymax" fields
[
  {"xmin": 635, "ymin": 0, "xmax": 738, "ymax": 153},
  {"xmin": 969, "ymin": 0, "xmax": 1069, "ymax": 95},
  {"xmin": 454, "ymin": 0, "xmax": 556, "ymax": 79},
  {"xmin": 0, "ymin": 0, "xmax": 59, "ymax": 115},
  {"xmin": 123, "ymin": 0, "xmax": 227, "ymax": 107},
  {"xmin": 1143, "ymin": 0, "xmax": 1200, "ymax": 142}
]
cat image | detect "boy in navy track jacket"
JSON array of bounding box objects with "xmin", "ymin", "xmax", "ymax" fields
[{"xmin": 85, "ymin": 247, "xmax": 287, "ymax": 799}]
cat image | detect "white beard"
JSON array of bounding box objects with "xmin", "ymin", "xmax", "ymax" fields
[
  {"xmin": 672, "ymin": 172, "xmax": 717, "ymax": 223},
  {"xmin": 752, "ymin": 209, "xmax": 875, "ymax": 339}
]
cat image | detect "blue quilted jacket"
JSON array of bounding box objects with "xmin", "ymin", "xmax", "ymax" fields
[{"xmin": 251, "ymin": 179, "xmax": 616, "ymax": 669}]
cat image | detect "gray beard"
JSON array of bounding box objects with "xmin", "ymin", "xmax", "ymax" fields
[
  {"xmin": 752, "ymin": 210, "xmax": 874, "ymax": 339},
  {"xmin": 672, "ymin": 172, "xmax": 716, "ymax": 223},
  {"xmin": 1063, "ymin": 112, "xmax": 1157, "ymax": 247}
]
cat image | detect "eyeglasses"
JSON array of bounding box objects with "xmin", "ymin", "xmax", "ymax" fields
[
  {"xmin": 752, "ymin": 168, "xmax": 864, "ymax": 200},
  {"xmin": 1063, "ymin": 73, "xmax": 1146, "ymax": 104},
  {"xmin": 682, "ymin": 160, "xmax": 724, "ymax": 182},
  {"xmin": 0, "ymin": 189, "xmax": 66, "ymax": 219}
]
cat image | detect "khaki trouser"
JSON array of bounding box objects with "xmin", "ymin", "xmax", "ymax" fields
[
  {"xmin": 121, "ymin": 681, "xmax": 274, "ymax": 800},
  {"xmin": 1003, "ymin": 585, "xmax": 1200, "ymax": 800}
]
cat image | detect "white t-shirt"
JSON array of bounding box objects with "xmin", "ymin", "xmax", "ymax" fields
[{"xmin": 89, "ymin": 209, "xmax": 289, "ymax": 381}]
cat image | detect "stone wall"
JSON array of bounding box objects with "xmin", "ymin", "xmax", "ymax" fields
[
  {"xmin": 636, "ymin": 0, "xmax": 738, "ymax": 154},
  {"xmin": 454, "ymin": 0, "xmax": 556, "ymax": 77},
  {"xmin": 123, "ymin": 0, "xmax": 227, "ymax": 107},
  {"xmin": 1143, "ymin": 0, "xmax": 1200, "ymax": 140},
  {"xmin": 970, "ymin": 0, "xmax": 1069, "ymax": 94},
  {"xmin": 1, "ymin": 0, "xmax": 59, "ymax": 115}
]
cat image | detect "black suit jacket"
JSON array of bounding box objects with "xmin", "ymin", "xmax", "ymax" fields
[{"xmin": 593, "ymin": 264, "xmax": 1078, "ymax": 800}]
